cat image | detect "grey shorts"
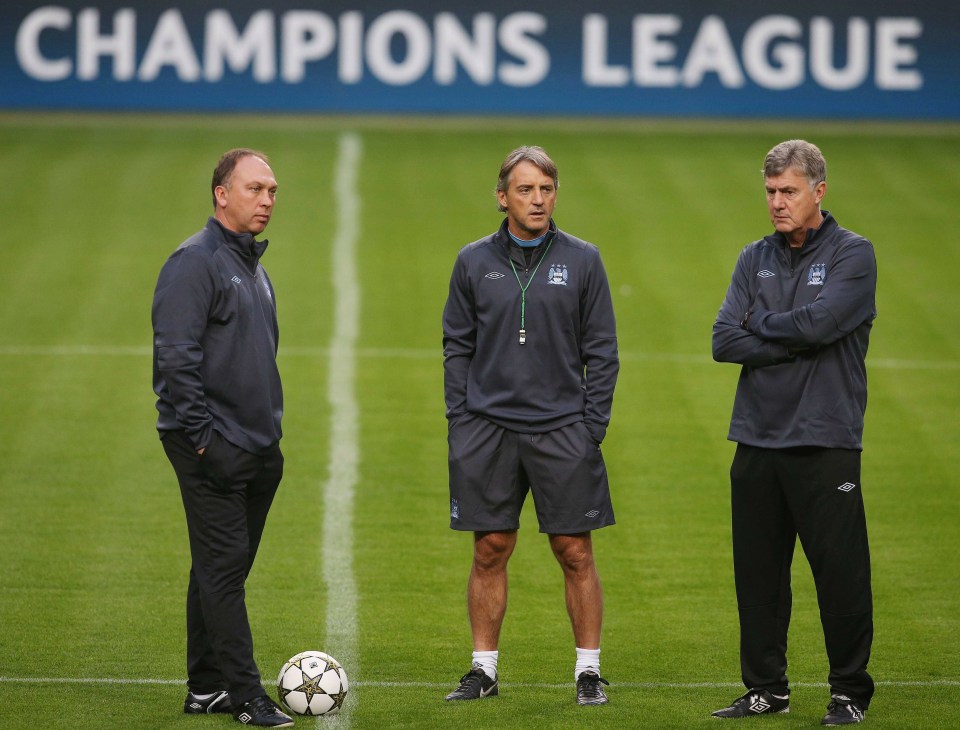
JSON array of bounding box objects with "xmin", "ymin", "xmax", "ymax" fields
[{"xmin": 447, "ymin": 413, "xmax": 615, "ymax": 534}]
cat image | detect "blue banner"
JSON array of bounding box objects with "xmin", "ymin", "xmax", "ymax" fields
[{"xmin": 1, "ymin": 1, "xmax": 957, "ymax": 118}]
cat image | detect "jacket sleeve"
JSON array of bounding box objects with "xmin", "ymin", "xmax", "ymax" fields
[
  {"xmin": 713, "ymin": 245, "xmax": 794, "ymax": 367},
  {"xmin": 747, "ymin": 239, "xmax": 877, "ymax": 348},
  {"xmin": 152, "ymin": 248, "xmax": 215, "ymax": 449},
  {"xmin": 580, "ymin": 250, "xmax": 619, "ymax": 444},
  {"xmin": 442, "ymin": 251, "xmax": 475, "ymax": 420}
]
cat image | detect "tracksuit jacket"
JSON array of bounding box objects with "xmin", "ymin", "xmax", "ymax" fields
[
  {"xmin": 712, "ymin": 211, "xmax": 877, "ymax": 450},
  {"xmin": 443, "ymin": 219, "xmax": 619, "ymax": 444},
  {"xmin": 152, "ymin": 217, "xmax": 283, "ymax": 454}
]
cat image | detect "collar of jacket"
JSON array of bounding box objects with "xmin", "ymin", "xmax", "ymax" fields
[
  {"xmin": 206, "ymin": 216, "xmax": 269, "ymax": 260},
  {"xmin": 769, "ymin": 210, "xmax": 838, "ymax": 252},
  {"xmin": 494, "ymin": 217, "xmax": 558, "ymax": 249}
]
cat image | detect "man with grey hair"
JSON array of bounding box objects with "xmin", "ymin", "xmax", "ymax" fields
[
  {"xmin": 442, "ymin": 146, "xmax": 619, "ymax": 706},
  {"xmin": 712, "ymin": 140, "xmax": 877, "ymax": 725}
]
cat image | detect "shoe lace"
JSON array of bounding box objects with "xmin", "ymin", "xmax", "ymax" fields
[
  {"xmin": 578, "ymin": 673, "xmax": 609, "ymax": 696},
  {"xmin": 827, "ymin": 696, "xmax": 859, "ymax": 712},
  {"xmin": 247, "ymin": 695, "xmax": 286, "ymax": 716},
  {"xmin": 457, "ymin": 669, "xmax": 485, "ymax": 689},
  {"xmin": 248, "ymin": 696, "xmax": 272, "ymax": 711},
  {"xmin": 733, "ymin": 690, "xmax": 766, "ymax": 707}
]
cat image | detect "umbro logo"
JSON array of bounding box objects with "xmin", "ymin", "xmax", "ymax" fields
[
  {"xmin": 750, "ymin": 698, "xmax": 771, "ymax": 713},
  {"xmin": 485, "ymin": 271, "xmax": 505, "ymax": 279},
  {"xmin": 838, "ymin": 482, "xmax": 857, "ymax": 492},
  {"xmin": 231, "ymin": 275, "xmax": 242, "ymax": 284},
  {"xmin": 237, "ymin": 712, "xmax": 253, "ymax": 723},
  {"xmin": 585, "ymin": 510, "xmax": 600, "ymax": 518},
  {"xmin": 758, "ymin": 270, "xmax": 775, "ymax": 278}
]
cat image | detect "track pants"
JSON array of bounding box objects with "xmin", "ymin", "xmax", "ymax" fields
[
  {"xmin": 162, "ymin": 429, "xmax": 283, "ymax": 706},
  {"xmin": 730, "ymin": 444, "xmax": 874, "ymax": 708}
]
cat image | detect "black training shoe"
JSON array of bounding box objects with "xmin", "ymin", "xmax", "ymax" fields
[
  {"xmin": 821, "ymin": 694, "xmax": 865, "ymax": 725},
  {"xmin": 444, "ymin": 666, "xmax": 499, "ymax": 700},
  {"xmin": 184, "ymin": 690, "xmax": 233, "ymax": 714},
  {"xmin": 233, "ymin": 695, "xmax": 294, "ymax": 727},
  {"xmin": 576, "ymin": 671, "xmax": 609, "ymax": 705},
  {"xmin": 712, "ymin": 689, "xmax": 790, "ymax": 718}
]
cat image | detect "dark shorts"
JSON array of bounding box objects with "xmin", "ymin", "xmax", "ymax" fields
[{"xmin": 447, "ymin": 413, "xmax": 615, "ymax": 534}]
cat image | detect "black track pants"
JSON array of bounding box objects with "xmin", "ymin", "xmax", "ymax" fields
[
  {"xmin": 730, "ymin": 444, "xmax": 874, "ymax": 708},
  {"xmin": 162, "ymin": 429, "xmax": 283, "ymax": 706}
]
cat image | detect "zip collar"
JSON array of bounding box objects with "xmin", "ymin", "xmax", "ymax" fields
[
  {"xmin": 207, "ymin": 217, "xmax": 269, "ymax": 261},
  {"xmin": 495, "ymin": 218, "xmax": 557, "ymax": 268},
  {"xmin": 769, "ymin": 210, "xmax": 837, "ymax": 254}
]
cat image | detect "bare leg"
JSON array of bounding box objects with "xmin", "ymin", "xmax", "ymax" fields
[
  {"xmin": 468, "ymin": 530, "xmax": 518, "ymax": 650},
  {"xmin": 549, "ymin": 532, "xmax": 603, "ymax": 648}
]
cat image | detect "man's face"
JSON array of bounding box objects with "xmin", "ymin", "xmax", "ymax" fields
[
  {"xmin": 497, "ymin": 160, "xmax": 557, "ymax": 238},
  {"xmin": 214, "ymin": 155, "xmax": 277, "ymax": 235},
  {"xmin": 765, "ymin": 167, "xmax": 826, "ymax": 244}
]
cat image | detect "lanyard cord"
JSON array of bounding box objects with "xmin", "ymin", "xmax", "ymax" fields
[{"xmin": 508, "ymin": 237, "xmax": 554, "ymax": 340}]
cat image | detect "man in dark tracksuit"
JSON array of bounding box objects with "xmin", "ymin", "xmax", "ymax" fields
[
  {"xmin": 153, "ymin": 149, "xmax": 293, "ymax": 728},
  {"xmin": 712, "ymin": 140, "xmax": 876, "ymax": 726},
  {"xmin": 443, "ymin": 146, "xmax": 619, "ymax": 706}
]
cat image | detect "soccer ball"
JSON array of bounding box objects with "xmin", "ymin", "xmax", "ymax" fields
[{"xmin": 276, "ymin": 651, "xmax": 349, "ymax": 716}]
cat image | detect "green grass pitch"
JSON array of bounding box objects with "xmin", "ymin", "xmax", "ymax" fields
[{"xmin": 0, "ymin": 113, "xmax": 958, "ymax": 728}]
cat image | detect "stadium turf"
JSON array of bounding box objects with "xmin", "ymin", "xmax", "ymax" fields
[{"xmin": 0, "ymin": 113, "xmax": 958, "ymax": 728}]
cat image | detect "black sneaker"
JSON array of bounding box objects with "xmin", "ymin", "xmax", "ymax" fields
[
  {"xmin": 712, "ymin": 689, "xmax": 790, "ymax": 718},
  {"xmin": 821, "ymin": 694, "xmax": 865, "ymax": 725},
  {"xmin": 233, "ymin": 695, "xmax": 294, "ymax": 727},
  {"xmin": 576, "ymin": 671, "xmax": 609, "ymax": 705},
  {"xmin": 184, "ymin": 690, "xmax": 233, "ymax": 714},
  {"xmin": 444, "ymin": 666, "xmax": 498, "ymax": 701}
]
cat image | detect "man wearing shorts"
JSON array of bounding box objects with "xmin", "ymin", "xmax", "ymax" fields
[{"xmin": 442, "ymin": 146, "xmax": 619, "ymax": 706}]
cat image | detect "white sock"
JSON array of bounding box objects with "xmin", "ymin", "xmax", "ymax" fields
[
  {"xmin": 575, "ymin": 647, "xmax": 601, "ymax": 681},
  {"xmin": 472, "ymin": 650, "xmax": 498, "ymax": 680}
]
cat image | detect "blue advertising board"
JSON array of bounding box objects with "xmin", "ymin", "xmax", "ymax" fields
[{"xmin": 1, "ymin": 1, "xmax": 957, "ymax": 118}]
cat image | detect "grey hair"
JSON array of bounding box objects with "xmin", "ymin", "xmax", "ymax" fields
[
  {"xmin": 495, "ymin": 145, "xmax": 559, "ymax": 212},
  {"xmin": 763, "ymin": 139, "xmax": 826, "ymax": 190}
]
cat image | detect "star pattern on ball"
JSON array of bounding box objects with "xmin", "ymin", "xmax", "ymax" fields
[
  {"xmin": 328, "ymin": 684, "xmax": 347, "ymax": 711},
  {"xmin": 292, "ymin": 656, "xmax": 331, "ymax": 704},
  {"xmin": 278, "ymin": 651, "xmax": 348, "ymax": 716}
]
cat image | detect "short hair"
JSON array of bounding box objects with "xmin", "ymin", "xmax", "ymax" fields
[
  {"xmin": 211, "ymin": 148, "xmax": 270, "ymax": 210},
  {"xmin": 763, "ymin": 139, "xmax": 826, "ymax": 190},
  {"xmin": 495, "ymin": 146, "xmax": 559, "ymax": 212}
]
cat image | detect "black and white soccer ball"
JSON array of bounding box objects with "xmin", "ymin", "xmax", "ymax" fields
[{"xmin": 276, "ymin": 650, "xmax": 349, "ymax": 716}]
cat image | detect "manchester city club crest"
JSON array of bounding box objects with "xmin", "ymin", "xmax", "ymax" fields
[
  {"xmin": 807, "ymin": 263, "xmax": 826, "ymax": 286},
  {"xmin": 547, "ymin": 264, "xmax": 568, "ymax": 285}
]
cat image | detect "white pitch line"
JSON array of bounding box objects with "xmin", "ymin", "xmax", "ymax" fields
[
  {"xmin": 319, "ymin": 131, "xmax": 362, "ymax": 728},
  {"xmin": 2, "ymin": 676, "xmax": 958, "ymax": 689}
]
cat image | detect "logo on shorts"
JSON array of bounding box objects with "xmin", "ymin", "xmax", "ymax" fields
[
  {"xmin": 547, "ymin": 264, "xmax": 568, "ymax": 285},
  {"xmin": 837, "ymin": 482, "xmax": 857, "ymax": 492},
  {"xmin": 450, "ymin": 498, "xmax": 460, "ymax": 519},
  {"xmin": 585, "ymin": 510, "xmax": 600, "ymax": 518}
]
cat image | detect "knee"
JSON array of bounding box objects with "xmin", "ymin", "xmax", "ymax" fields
[
  {"xmin": 552, "ymin": 537, "xmax": 595, "ymax": 574},
  {"xmin": 472, "ymin": 532, "xmax": 515, "ymax": 572}
]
